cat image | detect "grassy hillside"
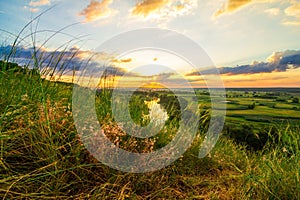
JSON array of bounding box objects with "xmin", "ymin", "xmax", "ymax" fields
[{"xmin": 0, "ymin": 61, "xmax": 299, "ymax": 199}]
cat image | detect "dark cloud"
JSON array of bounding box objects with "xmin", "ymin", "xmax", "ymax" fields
[
  {"xmin": 151, "ymin": 73, "xmax": 192, "ymax": 87},
  {"xmin": 186, "ymin": 50, "xmax": 300, "ymax": 76},
  {"xmin": 0, "ymin": 45, "xmax": 136, "ymax": 77},
  {"xmin": 100, "ymin": 66, "xmax": 138, "ymax": 77},
  {"xmin": 0, "ymin": 45, "xmax": 87, "ymax": 72},
  {"xmin": 154, "ymin": 72, "xmax": 174, "ymax": 80},
  {"xmin": 279, "ymin": 54, "xmax": 300, "ymax": 65}
]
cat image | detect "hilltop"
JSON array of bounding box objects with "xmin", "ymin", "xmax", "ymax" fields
[{"xmin": 0, "ymin": 61, "xmax": 299, "ymax": 199}]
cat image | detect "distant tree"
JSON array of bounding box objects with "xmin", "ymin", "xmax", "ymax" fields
[
  {"xmin": 276, "ymin": 97, "xmax": 286, "ymax": 102},
  {"xmin": 224, "ymin": 124, "xmax": 269, "ymax": 150},
  {"xmin": 292, "ymin": 97, "xmax": 299, "ymax": 103},
  {"xmin": 0, "ymin": 60, "xmax": 38, "ymax": 75},
  {"xmin": 248, "ymin": 103, "xmax": 256, "ymax": 109}
]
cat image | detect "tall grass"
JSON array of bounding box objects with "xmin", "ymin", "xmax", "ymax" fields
[
  {"xmin": 243, "ymin": 125, "xmax": 300, "ymax": 199},
  {"xmin": 0, "ymin": 13, "xmax": 299, "ymax": 199},
  {"xmin": 1, "ymin": 63, "xmax": 299, "ymax": 199}
]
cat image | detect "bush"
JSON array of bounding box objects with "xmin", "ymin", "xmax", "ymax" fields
[
  {"xmin": 276, "ymin": 97, "xmax": 286, "ymax": 102},
  {"xmin": 248, "ymin": 103, "xmax": 256, "ymax": 109},
  {"xmin": 292, "ymin": 97, "xmax": 299, "ymax": 103},
  {"xmin": 224, "ymin": 124, "xmax": 268, "ymax": 150}
]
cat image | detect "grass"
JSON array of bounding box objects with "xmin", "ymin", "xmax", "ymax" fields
[
  {"xmin": 222, "ymin": 95, "xmax": 300, "ymax": 128},
  {"xmin": 1, "ymin": 63, "xmax": 300, "ymax": 199},
  {"xmin": 0, "ymin": 16, "xmax": 300, "ymax": 199}
]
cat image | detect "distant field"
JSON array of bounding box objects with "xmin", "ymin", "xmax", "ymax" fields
[{"xmin": 193, "ymin": 88, "xmax": 300, "ymax": 127}]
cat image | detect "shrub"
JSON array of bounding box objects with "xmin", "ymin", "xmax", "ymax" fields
[
  {"xmin": 248, "ymin": 103, "xmax": 256, "ymax": 109},
  {"xmin": 292, "ymin": 97, "xmax": 299, "ymax": 103},
  {"xmin": 224, "ymin": 124, "xmax": 268, "ymax": 150}
]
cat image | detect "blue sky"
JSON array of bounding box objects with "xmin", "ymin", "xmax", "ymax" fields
[{"xmin": 0, "ymin": 0, "xmax": 299, "ymax": 87}]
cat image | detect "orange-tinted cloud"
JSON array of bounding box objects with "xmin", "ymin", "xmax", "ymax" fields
[
  {"xmin": 29, "ymin": 7, "xmax": 40, "ymax": 13},
  {"xmin": 79, "ymin": 0, "xmax": 117, "ymax": 22},
  {"xmin": 214, "ymin": 0, "xmax": 252, "ymax": 17},
  {"xmin": 130, "ymin": 0, "xmax": 198, "ymax": 20},
  {"xmin": 221, "ymin": 68, "xmax": 300, "ymax": 88},
  {"xmin": 284, "ymin": 2, "xmax": 300, "ymax": 26},
  {"xmin": 29, "ymin": 0, "xmax": 50, "ymax": 7},
  {"xmin": 285, "ymin": 2, "xmax": 300, "ymax": 18},
  {"xmin": 111, "ymin": 58, "xmax": 132, "ymax": 63},
  {"xmin": 282, "ymin": 20, "xmax": 300, "ymax": 26},
  {"xmin": 186, "ymin": 68, "xmax": 300, "ymax": 88},
  {"xmin": 27, "ymin": 0, "xmax": 50, "ymax": 13},
  {"xmin": 131, "ymin": 0, "xmax": 171, "ymax": 17}
]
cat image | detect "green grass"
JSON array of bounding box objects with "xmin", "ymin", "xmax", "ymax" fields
[
  {"xmin": 1, "ymin": 15, "xmax": 300, "ymax": 198},
  {"xmin": 0, "ymin": 63, "xmax": 300, "ymax": 199},
  {"xmin": 221, "ymin": 95, "xmax": 300, "ymax": 128}
]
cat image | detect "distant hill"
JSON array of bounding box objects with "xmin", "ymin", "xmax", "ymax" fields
[{"xmin": 0, "ymin": 60, "xmax": 38, "ymax": 75}]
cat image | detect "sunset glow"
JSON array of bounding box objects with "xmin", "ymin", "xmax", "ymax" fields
[{"xmin": 0, "ymin": 0, "xmax": 299, "ymax": 88}]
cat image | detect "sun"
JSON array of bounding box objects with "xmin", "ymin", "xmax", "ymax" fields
[{"xmin": 142, "ymin": 82, "xmax": 165, "ymax": 89}]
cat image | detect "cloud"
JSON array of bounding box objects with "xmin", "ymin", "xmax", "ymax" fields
[
  {"xmin": 266, "ymin": 50, "xmax": 300, "ymax": 63},
  {"xmin": 264, "ymin": 7, "xmax": 280, "ymax": 16},
  {"xmin": 0, "ymin": 45, "xmax": 97, "ymax": 72},
  {"xmin": 214, "ymin": 0, "xmax": 252, "ymax": 17},
  {"xmin": 283, "ymin": 2, "xmax": 300, "ymax": 26},
  {"xmin": 285, "ymin": 2, "xmax": 300, "ymax": 18},
  {"xmin": 153, "ymin": 72, "xmax": 174, "ymax": 80},
  {"xmin": 213, "ymin": 1, "xmax": 299, "ymax": 25},
  {"xmin": 213, "ymin": 0, "xmax": 274, "ymax": 18},
  {"xmin": 29, "ymin": 8, "xmax": 40, "ymax": 13},
  {"xmin": 131, "ymin": 0, "xmax": 171, "ymax": 17},
  {"xmin": 130, "ymin": 0, "xmax": 198, "ymax": 20},
  {"xmin": 0, "ymin": 45, "xmax": 141, "ymax": 79},
  {"xmin": 111, "ymin": 58, "xmax": 132, "ymax": 63},
  {"xmin": 79, "ymin": 0, "xmax": 117, "ymax": 22},
  {"xmin": 136, "ymin": 72, "xmax": 189, "ymax": 87},
  {"xmin": 10, "ymin": 46, "xmax": 88, "ymax": 72},
  {"xmin": 186, "ymin": 50, "xmax": 300, "ymax": 76},
  {"xmin": 282, "ymin": 20, "xmax": 300, "ymax": 26},
  {"xmin": 26, "ymin": 0, "xmax": 50, "ymax": 13},
  {"xmin": 101, "ymin": 66, "xmax": 129, "ymax": 76},
  {"xmin": 29, "ymin": 0, "xmax": 50, "ymax": 7}
]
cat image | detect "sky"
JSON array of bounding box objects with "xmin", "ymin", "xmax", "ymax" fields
[{"xmin": 0, "ymin": 0, "xmax": 299, "ymax": 88}]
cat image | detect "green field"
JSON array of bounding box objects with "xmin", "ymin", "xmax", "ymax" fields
[
  {"xmin": 224, "ymin": 90, "xmax": 300, "ymax": 127},
  {"xmin": 1, "ymin": 61, "xmax": 299, "ymax": 199}
]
